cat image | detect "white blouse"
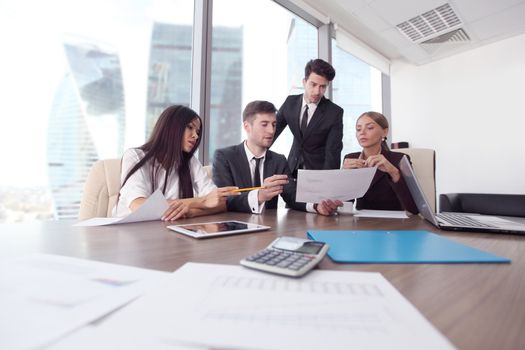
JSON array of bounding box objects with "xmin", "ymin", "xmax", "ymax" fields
[{"xmin": 114, "ymin": 148, "xmax": 216, "ymax": 217}]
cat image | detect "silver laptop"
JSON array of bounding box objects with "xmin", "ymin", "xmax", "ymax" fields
[{"xmin": 399, "ymin": 156, "xmax": 525, "ymax": 234}]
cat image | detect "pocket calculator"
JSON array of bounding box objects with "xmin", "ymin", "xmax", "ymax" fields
[{"xmin": 240, "ymin": 236, "xmax": 329, "ymax": 277}]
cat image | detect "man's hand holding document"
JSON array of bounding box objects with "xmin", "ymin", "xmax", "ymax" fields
[{"xmin": 296, "ymin": 167, "xmax": 377, "ymax": 203}]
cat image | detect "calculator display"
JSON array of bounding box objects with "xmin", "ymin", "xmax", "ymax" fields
[
  {"xmin": 295, "ymin": 242, "xmax": 325, "ymax": 254},
  {"xmin": 272, "ymin": 238, "xmax": 325, "ymax": 254}
]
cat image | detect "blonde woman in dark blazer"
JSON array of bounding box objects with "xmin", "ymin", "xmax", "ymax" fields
[{"xmin": 343, "ymin": 111, "xmax": 418, "ymax": 214}]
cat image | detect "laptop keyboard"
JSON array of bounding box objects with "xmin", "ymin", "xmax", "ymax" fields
[{"xmin": 437, "ymin": 212, "xmax": 495, "ymax": 228}]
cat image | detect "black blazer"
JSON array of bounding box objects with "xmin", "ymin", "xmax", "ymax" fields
[
  {"xmin": 213, "ymin": 143, "xmax": 306, "ymax": 213},
  {"xmin": 274, "ymin": 94, "xmax": 343, "ymax": 173},
  {"xmin": 344, "ymin": 150, "xmax": 418, "ymax": 214}
]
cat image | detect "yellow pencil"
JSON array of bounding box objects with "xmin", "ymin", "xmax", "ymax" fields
[{"xmin": 231, "ymin": 186, "xmax": 265, "ymax": 192}]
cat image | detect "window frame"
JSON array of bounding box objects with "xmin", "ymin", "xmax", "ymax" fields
[{"xmin": 192, "ymin": 0, "xmax": 337, "ymax": 165}]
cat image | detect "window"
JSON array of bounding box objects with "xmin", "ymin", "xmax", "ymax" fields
[
  {"xmin": 331, "ymin": 40, "xmax": 383, "ymax": 158},
  {"xmin": 0, "ymin": 0, "xmax": 193, "ymax": 222},
  {"xmin": 209, "ymin": 0, "xmax": 317, "ymax": 159},
  {"xmin": 0, "ymin": 0, "xmax": 324, "ymax": 223}
]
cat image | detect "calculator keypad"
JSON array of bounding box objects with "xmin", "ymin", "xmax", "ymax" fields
[{"xmin": 245, "ymin": 249, "xmax": 314, "ymax": 271}]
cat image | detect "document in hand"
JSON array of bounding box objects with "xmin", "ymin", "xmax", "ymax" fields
[
  {"xmin": 353, "ymin": 210, "xmax": 410, "ymax": 219},
  {"xmin": 74, "ymin": 189, "xmax": 169, "ymax": 227},
  {"xmin": 296, "ymin": 167, "xmax": 376, "ymax": 203}
]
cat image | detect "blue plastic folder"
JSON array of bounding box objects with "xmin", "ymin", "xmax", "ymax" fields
[{"xmin": 307, "ymin": 230, "xmax": 510, "ymax": 264}]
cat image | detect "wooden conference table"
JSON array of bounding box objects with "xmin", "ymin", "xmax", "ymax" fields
[{"xmin": 1, "ymin": 210, "xmax": 524, "ymax": 350}]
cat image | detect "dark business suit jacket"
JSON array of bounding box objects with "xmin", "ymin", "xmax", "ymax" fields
[
  {"xmin": 274, "ymin": 94, "xmax": 343, "ymax": 173},
  {"xmin": 213, "ymin": 143, "xmax": 306, "ymax": 213},
  {"xmin": 344, "ymin": 150, "xmax": 418, "ymax": 214}
]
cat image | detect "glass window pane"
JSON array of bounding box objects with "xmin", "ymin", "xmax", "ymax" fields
[
  {"xmin": 332, "ymin": 40, "xmax": 383, "ymax": 158},
  {"xmin": 0, "ymin": 0, "xmax": 193, "ymax": 222},
  {"xmin": 210, "ymin": 0, "xmax": 317, "ymax": 159}
]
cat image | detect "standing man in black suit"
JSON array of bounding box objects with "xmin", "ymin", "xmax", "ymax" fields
[
  {"xmin": 213, "ymin": 100, "xmax": 341, "ymax": 215},
  {"xmin": 274, "ymin": 59, "xmax": 344, "ymax": 176}
]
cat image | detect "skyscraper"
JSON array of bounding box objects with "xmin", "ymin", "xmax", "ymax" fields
[
  {"xmin": 47, "ymin": 41, "xmax": 125, "ymax": 219},
  {"xmin": 286, "ymin": 17, "xmax": 318, "ymax": 96},
  {"xmin": 146, "ymin": 22, "xmax": 243, "ymax": 158},
  {"xmin": 332, "ymin": 44, "xmax": 376, "ymax": 153},
  {"xmin": 146, "ymin": 23, "xmax": 193, "ymax": 136}
]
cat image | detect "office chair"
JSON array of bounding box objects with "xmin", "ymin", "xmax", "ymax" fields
[
  {"xmin": 440, "ymin": 193, "xmax": 525, "ymax": 217},
  {"xmin": 202, "ymin": 165, "xmax": 213, "ymax": 179},
  {"xmin": 391, "ymin": 148, "xmax": 436, "ymax": 212},
  {"xmin": 79, "ymin": 159, "xmax": 121, "ymax": 220},
  {"xmin": 78, "ymin": 161, "xmax": 215, "ymax": 220}
]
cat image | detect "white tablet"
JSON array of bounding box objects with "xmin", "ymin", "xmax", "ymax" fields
[{"xmin": 167, "ymin": 220, "xmax": 270, "ymax": 239}]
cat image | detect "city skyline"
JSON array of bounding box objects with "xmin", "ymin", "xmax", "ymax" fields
[
  {"xmin": 0, "ymin": 0, "xmax": 380, "ymax": 222},
  {"xmin": 47, "ymin": 41, "xmax": 125, "ymax": 219}
]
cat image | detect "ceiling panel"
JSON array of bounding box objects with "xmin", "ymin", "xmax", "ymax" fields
[
  {"xmin": 353, "ymin": 6, "xmax": 391, "ymax": 32},
  {"xmin": 367, "ymin": 0, "xmax": 446, "ymax": 26},
  {"xmin": 451, "ymin": 0, "xmax": 525, "ymax": 22},
  {"xmin": 330, "ymin": 0, "xmax": 369, "ymax": 13},
  {"xmin": 468, "ymin": 2, "xmax": 525, "ymax": 41},
  {"xmin": 378, "ymin": 28, "xmax": 415, "ymax": 50},
  {"xmin": 302, "ymin": 0, "xmax": 525, "ymax": 65},
  {"xmin": 396, "ymin": 45, "xmax": 433, "ymax": 64}
]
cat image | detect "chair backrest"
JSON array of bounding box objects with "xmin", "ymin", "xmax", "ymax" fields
[
  {"xmin": 202, "ymin": 165, "xmax": 213, "ymax": 179},
  {"xmin": 440, "ymin": 193, "xmax": 525, "ymax": 217},
  {"xmin": 79, "ymin": 159, "xmax": 121, "ymax": 220},
  {"xmin": 392, "ymin": 148, "xmax": 436, "ymax": 212}
]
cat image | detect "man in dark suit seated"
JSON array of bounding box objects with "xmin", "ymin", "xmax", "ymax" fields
[
  {"xmin": 213, "ymin": 100, "xmax": 341, "ymax": 215},
  {"xmin": 274, "ymin": 59, "xmax": 344, "ymax": 177}
]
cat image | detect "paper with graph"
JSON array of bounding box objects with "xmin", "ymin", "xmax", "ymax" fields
[{"xmin": 84, "ymin": 262, "xmax": 455, "ymax": 350}]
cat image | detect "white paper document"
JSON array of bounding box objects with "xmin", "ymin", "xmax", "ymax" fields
[
  {"xmin": 74, "ymin": 189, "xmax": 169, "ymax": 226},
  {"xmin": 353, "ymin": 209, "xmax": 410, "ymax": 219},
  {"xmin": 296, "ymin": 167, "xmax": 377, "ymax": 203},
  {"xmin": 0, "ymin": 254, "xmax": 168, "ymax": 350},
  {"xmin": 88, "ymin": 263, "xmax": 455, "ymax": 350},
  {"xmin": 49, "ymin": 326, "xmax": 207, "ymax": 350}
]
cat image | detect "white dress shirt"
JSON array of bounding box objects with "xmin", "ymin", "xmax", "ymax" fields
[
  {"xmin": 243, "ymin": 142, "xmax": 266, "ymax": 214},
  {"xmin": 114, "ymin": 148, "xmax": 216, "ymax": 217},
  {"xmin": 300, "ymin": 97, "xmax": 318, "ymax": 128},
  {"xmin": 243, "ymin": 142, "xmax": 316, "ymax": 214},
  {"xmin": 301, "ymin": 98, "xmax": 319, "ymax": 213}
]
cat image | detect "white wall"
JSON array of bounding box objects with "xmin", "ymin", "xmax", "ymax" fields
[{"xmin": 391, "ymin": 33, "xmax": 525, "ymax": 202}]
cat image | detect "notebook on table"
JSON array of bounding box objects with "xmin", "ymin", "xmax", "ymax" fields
[
  {"xmin": 399, "ymin": 156, "xmax": 525, "ymax": 234},
  {"xmin": 307, "ymin": 230, "xmax": 510, "ymax": 264}
]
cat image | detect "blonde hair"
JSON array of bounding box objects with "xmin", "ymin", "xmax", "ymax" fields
[{"xmin": 357, "ymin": 111, "xmax": 390, "ymax": 151}]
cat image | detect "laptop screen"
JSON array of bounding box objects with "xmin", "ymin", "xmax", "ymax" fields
[{"xmin": 399, "ymin": 156, "xmax": 440, "ymax": 227}]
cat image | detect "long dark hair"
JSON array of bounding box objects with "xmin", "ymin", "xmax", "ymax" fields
[
  {"xmin": 357, "ymin": 111, "xmax": 390, "ymax": 152},
  {"xmin": 121, "ymin": 105, "xmax": 202, "ymax": 199}
]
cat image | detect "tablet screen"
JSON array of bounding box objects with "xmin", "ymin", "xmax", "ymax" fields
[
  {"xmin": 167, "ymin": 220, "xmax": 270, "ymax": 238},
  {"xmin": 177, "ymin": 221, "xmax": 248, "ymax": 234}
]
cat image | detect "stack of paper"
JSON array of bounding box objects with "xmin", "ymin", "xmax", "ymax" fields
[
  {"xmin": 0, "ymin": 254, "xmax": 168, "ymax": 350},
  {"xmin": 53, "ymin": 263, "xmax": 455, "ymax": 350}
]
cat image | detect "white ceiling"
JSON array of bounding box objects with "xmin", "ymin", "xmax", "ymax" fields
[{"xmin": 302, "ymin": 0, "xmax": 525, "ymax": 65}]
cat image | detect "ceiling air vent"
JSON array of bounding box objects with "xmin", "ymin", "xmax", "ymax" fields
[
  {"xmin": 421, "ymin": 28, "xmax": 470, "ymax": 44},
  {"xmin": 396, "ymin": 3, "xmax": 463, "ymax": 43}
]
